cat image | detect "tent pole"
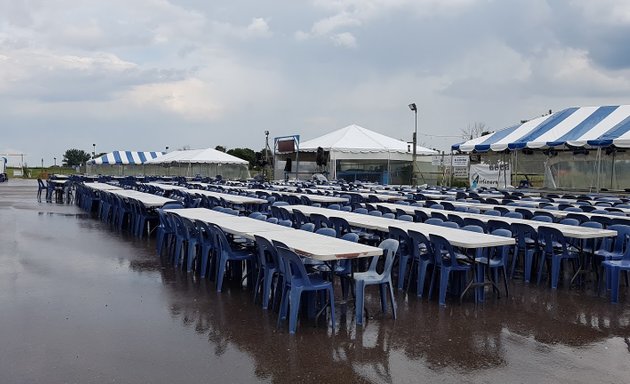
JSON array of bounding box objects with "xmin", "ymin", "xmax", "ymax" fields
[
  {"xmin": 595, "ymin": 147, "xmax": 602, "ymax": 193},
  {"xmin": 449, "ymin": 150, "xmax": 454, "ymax": 187},
  {"xmin": 611, "ymin": 149, "xmax": 616, "ymax": 190}
]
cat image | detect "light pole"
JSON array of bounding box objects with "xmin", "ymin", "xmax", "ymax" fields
[
  {"xmin": 53, "ymin": 157, "xmax": 57, "ymax": 167},
  {"xmin": 408, "ymin": 103, "xmax": 418, "ymax": 186},
  {"xmin": 92, "ymin": 143, "xmax": 96, "ymax": 158},
  {"xmin": 165, "ymin": 146, "xmax": 169, "ymax": 153}
]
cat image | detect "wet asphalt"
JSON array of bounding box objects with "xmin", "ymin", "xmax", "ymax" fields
[{"xmin": 1, "ymin": 179, "xmax": 629, "ymax": 384}]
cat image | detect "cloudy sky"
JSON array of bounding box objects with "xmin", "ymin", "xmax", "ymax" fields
[{"xmin": 2, "ymin": 0, "xmax": 630, "ymax": 166}]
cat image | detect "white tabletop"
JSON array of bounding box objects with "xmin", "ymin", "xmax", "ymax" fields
[
  {"xmin": 166, "ymin": 208, "xmax": 382, "ymax": 261},
  {"xmin": 108, "ymin": 189, "xmax": 177, "ymax": 208},
  {"xmin": 185, "ymin": 189, "xmax": 268, "ymax": 205},
  {"xmin": 145, "ymin": 182, "xmax": 188, "ymax": 191},
  {"xmin": 381, "ymin": 203, "xmax": 618, "ymax": 240},
  {"xmin": 84, "ymin": 182, "xmax": 122, "ymax": 191},
  {"xmin": 424, "ymin": 199, "xmax": 630, "ymax": 221},
  {"xmin": 282, "ymin": 205, "xmax": 515, "ymax": 249}
]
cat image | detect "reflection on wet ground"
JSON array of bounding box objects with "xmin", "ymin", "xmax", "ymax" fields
[{"xmin": 1, "ymin": 180, "xmax": 629, "ymax": 383}]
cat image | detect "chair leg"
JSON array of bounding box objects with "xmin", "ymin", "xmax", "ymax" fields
[
  {"xmin": 397, "ymin": 255, "xmax": 408, "ymax": 290},
  {"xmin": 262, "ymin": 271, "xmax": 275, "ymax": 310},
  {"xmin": 387, "ymin": 281, "xmax": 397, "ymax": 320},
  {"xmin": 438, "ymin": 270, "xmax": 449, "ymax": 306},
  {"xmin": 288, "ymin": 289, "xmax": 302, "ymax": 334},
  {"xmin": 610, "ymin": 266, "xmax": 620, "ymax": 304},
  {"xmin": 416, "ymin": 262, "xmax": 429, "ymax": 298},
  {"xmin": 328, "ymin": 287, "xmax": 336, "ymax": 330},
  {"xmin": 551, "ymin": 257, "xmax": 561, "ymax": 289},
  {"xmin": 379, "ymin": 284, "xmax": 387, "ymax": 313},
  {"xmin": 355, "ymin": 281, "xmax": 366, "ymax": 325},
  {"xmin": 216, "ymin": 257, "xmax": 228, "ymax": 292}
]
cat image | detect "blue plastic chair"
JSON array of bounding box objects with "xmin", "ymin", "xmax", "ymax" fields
[
  {"xmin": 276, "ymin": 246, "xmax": 335, "ymax": 334},
  {"xmin": 475, "ymin": 228, "xmax": 512, "ymax": 297},
  {"xmin": 532, "ymin": 215, "xmax": 553, "ymax": 223},
  {"xmin": 194, "ymin": 220, "xmax": 215, "ymax": 279},
  {"xmin": 315, "ymin": 227, "xmax": 336, "ymax": 237},
  {"xmin": 438, "ymin": 221, "xmax": 460, "ymax": 229},
  {"xmin": 484, "ymin": 210, "xmax": 502, "ymax": 216},
  {"xmin": 510, "ymin": 222, "xmax": 538, "ymax": 282},
  {"xmin": 354, "ymin": 239, "xmax": 399, "ymax": 325},
  {"xmin": 398, "ymin": 214, "xmax": 414, "ymax": 222},
  {"xmin": 503, "ymin": 211, "xmax": 523, "ymax": 219},
  {"xmin": 602, "ymin": 246, "xmax": 630, "ymax": 303},
  {"xmin": 299, "ymin": 223, "xmax": 315, "ymax": 232},
  {"xmin": 424, "ymin": 218, "xmax": 443, "ymax": 226},
  {"xmin": 253, "ymin": 235, "xmax": 280, "ymax": 310},
  {"xmin": 278, "ymin": 219, "xmax": 293, "ymax": 227},
  {"xmin": 211, "ymin": 224, "xmax": 256, "ymax": 292},
  {"xmin": 389, "ymin": 226, "xmax": 412, "ymax": 290},
  {"xmin": 407, "ymin": 230, "xmax": 433, "ymax": 298},
  {"xmin": 537, "ymin": 227, "xmax": 579, "ymax": 288},
  {"xmin": 428, "ymin": 234, "xmax": 472, "ymax": 306}
]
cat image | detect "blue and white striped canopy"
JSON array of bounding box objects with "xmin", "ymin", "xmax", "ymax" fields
[
  {"xmin": 453, "ymin": 105, "xmax": 630, "ymax": 152},
  {"xmin": 87, "ymin": 151, "xmax": 164, "ymax": 165}
]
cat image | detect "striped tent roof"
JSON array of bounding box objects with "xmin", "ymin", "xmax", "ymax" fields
[
  {"xmin": 87, "ymin": 151, "xmax": 164, "ymax": 165},
  {"xmin": 453, "ymin": 105, "xmax": 630, "ymax": 152}
]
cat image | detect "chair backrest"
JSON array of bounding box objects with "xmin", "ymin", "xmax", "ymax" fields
[
  {"xmin": 278, "ymin": 219, "xmax": 293, "ymax": 227},
  {"xmin": 310, "ymin": 213, "xmax": 330, "ymax": 229},
  {"xmin": 559, "ymin": 218, "xmax": 580, "ymax": 226},
  {"xmin": 424, "ymin": 218, "xmax": 443, "ymax": 226},
  {"xmin": 341, "ymin": 232, "xmax": 359, "ymax": 242},
  {"xmin": 414, "ymin": 210, "xmax": 429, "ymax": 222},
  {"xmin": 366, "ymin": 239, "xmax": 399, "ymax": 275},
  {"xmin": 438, "ymin": 221, "xmax": 460, "ymax": 229},
  {"xmin": 487, "ymin": 219, "xmax": 511, "ymax": 233},
  {"xmin": 467, "ymin": 207, "xmax": 481, "ymax": 214},
  {"xmin": 431, "ymin": 211, "xmax": 448, "ymax": 221},
  {"xmin": 532, "ymin": 215, "xmax": 553, "ymax": 223},
  {"xmin": 388, "ymin": 226, "xmax": 411, "ymax": 256},
  {"xmin": 461, "ymin": 224, "xmax": 484, "ymax": 233},
  {"xmin": 462, "ymin": 217, "xmax": 487, "ymax": 232},
  {"xmin": 329, "ymin": 216, "xmax": 351, "ymax": 236},
  {"xmin": 429, "ymin": 204, "xmax": 444, "ymax": 210},
  {"xmin": 429, "ymin": 234, "xmax": 459, "ymax": 267},
  {"xmin": 484, "ymin": 210, "xmax": 501, "ymax": 216},
  {"xmin": 315, "ymin": 227, "xmax": 336, "ymax": 237},
  {"xmin": 383, "ymin": 212, "xmax": 396, "ymax": 219},
  {"xmin": 254, "ymin": 235, "xmax": 279, "ymax": 269},
  {"xmin": 503, "ymin": 211, "xmax": 523, "ymax": 219},
  {"xmin": 354, "ymin": 208, "xmax": 369, "ymax": 215},
  {"xmin": 266, "ymin": 217, "xmax": 279, "ymax": 224},
  {"xmin": 563, "ymin": 206, "xmax": 583, "ymax": 212},
  {"xmin": 408, "ymin": 230, "xmax": 433, "ymax": 262},
  {"xmin": 276, "ymin": 246, "xmax": 311, "ymax": 285},
  {"xmin": 604, "ymin": 224, "xmax": 630, "ymax": 253},
  {"xmin": 538, "ymin": 226, "xmax": 567, "ymax": 253},
  {"xmin": 368, "ymin": 210, "xmax": 383, "ymax": 217},
  {"xmin": 398, "ymin": 214, "xmax": 413, "ymax": 222},
  {"xmin": 299, "ymin": 223, "xmax": 315, "ymax": 232},
  {"xmin": 446, "ymin": 214, "xmax": 465, "ymax": 227},
  {"xmin": 328, "ymin": 204, "xmax": 341, "ymax": 210}
]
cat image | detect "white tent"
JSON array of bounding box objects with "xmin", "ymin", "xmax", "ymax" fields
[
  {"xmin": 144, "ymin": 148, "xmax": 250, "ymax": 179},
  {"xmin": 144, "ymin": 148, "xmax": 248, "ymax": 165},
  {"xmin": 299, "ymin": 124, "xmax": 437, "ymax": 160},
  {"xmin": 275, "ymin": 124, "xmax": 438, "ymax": 183}
]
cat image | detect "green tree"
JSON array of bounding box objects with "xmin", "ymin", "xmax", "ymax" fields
[
  {"xmin": 215, "ymin": 145, "xmax": 226, "ymax": 153},
  {"xmin": 62, "ymin": 148, "xmax": 91, "ymax": 167},
  {"xmin": 227, "ymin": 147, "xmax": 256, "ymax": 167}
]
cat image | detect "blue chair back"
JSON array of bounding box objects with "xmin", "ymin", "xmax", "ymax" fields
[
  {"xmin": 300, "ymin": 223, "xmax": 315, "ymax": 232},
  {"xmin": 315, "ymin": 227, "xmax": 336, "ymax": 237}
]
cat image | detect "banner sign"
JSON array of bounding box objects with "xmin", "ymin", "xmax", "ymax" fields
[
  {"xmin": 452, "ymin": 155, "xmax": 469, "ymax": 167},
  {"xmin": 469, "ymin": 162, "xmax": 511, "ymax": 189}
]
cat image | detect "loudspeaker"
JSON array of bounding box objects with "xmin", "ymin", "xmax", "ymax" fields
[{"xmin": 284, "ymin": 158, "xmax": 292, "ymax": 172}]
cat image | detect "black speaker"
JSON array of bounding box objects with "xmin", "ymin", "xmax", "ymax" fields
[
  {"xmin": 316, "ymin": 147, "xmax": 325, "ymax": 166},
  {"xmin": 284, "ymin": 158, "xmax": 292, "ymax": 172}
]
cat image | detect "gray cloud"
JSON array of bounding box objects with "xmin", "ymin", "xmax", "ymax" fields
[{"xmin": 1, "ymin": 0, "xmax": 629, "ymax": 166}]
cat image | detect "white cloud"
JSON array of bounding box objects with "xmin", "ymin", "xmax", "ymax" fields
[
  {"xmin": 212, "ymin": 17, "xmax": 272, "ymax": 40},
  {"xmin": 331, "ymin": 32, "xmax": 357, "ymax": 48}
]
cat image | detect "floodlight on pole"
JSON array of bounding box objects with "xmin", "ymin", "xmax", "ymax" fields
[
  {"xmin": 408, "ymin": 103, "xmax": 418, "ymax": 186},
  {"xmin": 92, "ymin": 143, "xmax": 96, "ymax": 158}
]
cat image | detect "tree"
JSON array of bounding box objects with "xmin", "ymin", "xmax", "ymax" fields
[
  {"xmin": 227, "ymin": 147, "xmax": 256, "ymax": 167},
  {"xmin": 215, "ymin": 145, "xmax": 226, "ymax": 153},
  {"xmin": 461, "ymin": 122, "xmax": 491, "ymax": 140},
  {"xmin": 62, "ymin": 148, "xmax": 91, "ymax": 167}
]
